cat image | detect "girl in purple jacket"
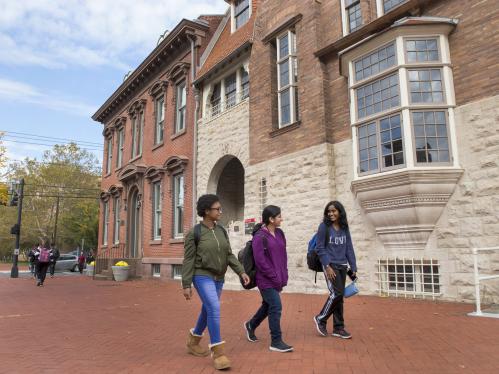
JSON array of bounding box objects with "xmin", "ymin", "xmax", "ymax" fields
[{"xmin": 244, "ymin": 205, "xmax": 293, "ymax": 353}]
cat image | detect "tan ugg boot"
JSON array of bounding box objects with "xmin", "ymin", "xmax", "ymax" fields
[
  {"xmin": 186, "ymin": 329, "xmax": 209, "ymax": 357},
  {"xmin": 209, "ymin": 341, "xmax": 231, "ymax": 370}
]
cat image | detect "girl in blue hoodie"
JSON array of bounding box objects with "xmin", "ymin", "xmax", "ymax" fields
[
  {"xmin": 313, "ymin": 201, "xmax": 357, "ymax": 339},
  {"xmin": 244, "ymin": 205, "xmax": 293, "ymax": 353}
]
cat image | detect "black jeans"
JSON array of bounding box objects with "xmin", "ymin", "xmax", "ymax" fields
[
  {"xmin": 36, "ymin": 262, "xmax": 50, "ymax": 284},
  {"xmin": 49, "ymin": 262, "xmax": 57, "ymax": 276},
  {"xmin": 249, "ymin": 288, "xmax": 282, "ymax": 343},
  {"xmin": 317, "ymin": 264, "xmax": 347, "ymax": 330}
]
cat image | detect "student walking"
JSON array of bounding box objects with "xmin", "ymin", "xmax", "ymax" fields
[
  {"xmin": 182, "ymin": 194, "xmax": 250, "ymax": 371},
  {"xmin": 244, "ymin": 205, "xmax": 293, "ymax": 352},
  {"xmin": 313, "ymin": 201, "xmax": 357, "ymax": 339},
  {"xmin": 49, "ymin": 243, "xmax": 60, "ymax": 278},
  {"xmin": 28, "ymin": 246, "xmax": 37, "ymax": 277},
  {"xmin": 77, "ymin": 252, "xmax": 86, "ymax": 274},
  {"xmin": 35, "ymin": 241, "xmax": 51, "ymax": 287}
]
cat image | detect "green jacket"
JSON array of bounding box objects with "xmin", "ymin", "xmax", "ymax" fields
[{"xmin": 181, "ymin": 223, "xmax": 245, "ymax": 289}]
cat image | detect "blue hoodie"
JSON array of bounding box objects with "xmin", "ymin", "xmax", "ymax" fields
[{"xmin": 316, "ymin": 222, "xmax": 357, "ymax": 272}]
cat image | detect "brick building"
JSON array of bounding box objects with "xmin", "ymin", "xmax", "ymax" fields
[
  {"xmin": 197, "ymin": 0, "xmax": 499, "ymax": 302},
  {"xmin": 92, "ymin": 16, "xmax": 222, "ymax": 279}
]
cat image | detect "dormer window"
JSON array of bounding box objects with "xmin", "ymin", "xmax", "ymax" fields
[{"xmin": 232, "ymin": 0, "xmax": 250, "ymax": 32}]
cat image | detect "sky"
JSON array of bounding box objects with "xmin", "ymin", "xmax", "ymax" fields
[{"xmin": 0, "ymin": 0, "xmax": 228, "ymax": 168}]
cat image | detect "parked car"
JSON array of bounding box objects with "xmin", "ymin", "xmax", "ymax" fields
[{"xmin": 54, "ymin": 254, "xmax": 81, "ymax": 272}]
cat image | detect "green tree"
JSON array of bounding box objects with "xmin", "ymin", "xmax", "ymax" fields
[{"xmin": 0, "ymin": 143, "xmax": 101, "ymax": 258}]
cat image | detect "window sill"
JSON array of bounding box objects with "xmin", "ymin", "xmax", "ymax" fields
[
  {"xmin": 169, "ymin": 238, "xmax": 184, "ymax": 244},
  {"xmin": 269, "ymin": 121, "xmax": 301, "ymax": 138},
  {"xmin": 129, "ymin": 155, "xmax": 142, "ymax": 163},
  {"xmin": 152, "ymin": 142, "xmax": 164, "ymax": 151},
  {"xmin": 104, "ymin": 172, "xmax": 112, "ymax": 178},
  {"xmin": 114, "ymin": 165, "xmax": 124, "ymax": 173},
  {"xmin": 149, "ymin": 240, "xmax": 162, "ymax": 246},
  {"xmin": 171, "ymin": 130, "xmax": 186, "ymax": 141}
]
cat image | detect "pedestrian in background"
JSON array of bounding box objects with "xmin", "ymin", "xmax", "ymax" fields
[
  {"xmin": 49, "ymin": 243, "xmax": 60, "ymax": 278},
  {"xmin": 35, "ymin": 240, "xmax": 51, "ymax": 287},
  {"xmin": 182, "ymin": 194, "xmax": 250, "ymax": 371},
  {"xmin": 28, "ymin": 245, "xmax": 37, "ymax": 277},
  {"xmin": 77, "ymin": 252, "xmax": 86, "ymax": 274}
]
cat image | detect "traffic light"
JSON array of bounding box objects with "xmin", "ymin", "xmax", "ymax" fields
[
  {"xmin": 10, "ymin": 224, "xmax": 20, "ymax": 235},
  {"xmin": 10, "ymin": 191, "xmax": 19, "ymax": 206}
]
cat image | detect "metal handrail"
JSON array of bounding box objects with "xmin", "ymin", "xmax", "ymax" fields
[{"xmin": 469, "ymin": 246, "xmax": 499, "ymax": 318}]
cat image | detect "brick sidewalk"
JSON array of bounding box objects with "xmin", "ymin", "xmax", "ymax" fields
[{"xmin": 0, "ymin": 276, "xmax": 498, "ymax": 374}]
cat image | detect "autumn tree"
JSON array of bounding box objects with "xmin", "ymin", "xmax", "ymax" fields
[{"xmin": 0, "ymin": 143, "xmax": 101, "ymax": 258}]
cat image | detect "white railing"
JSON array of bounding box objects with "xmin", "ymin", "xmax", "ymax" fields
[
  {"xmin": 469, "ymin": 246, "xmax": 499, "ymax": 318},
  {"xmin": 206, "ymin": 90, "xmax": 250, "ymax": 119}
]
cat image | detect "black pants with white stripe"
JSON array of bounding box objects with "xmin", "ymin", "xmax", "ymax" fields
[{"xmin": 317, "ymin": 264, "xmax": 347, "ymax": 330}]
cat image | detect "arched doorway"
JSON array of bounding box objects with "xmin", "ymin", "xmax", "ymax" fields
[
  {"xmin": 208, "ymin": 156, "xmax": 244, "ymax": 227},
  {"xmin": 128, "ymin": 188, "xmax": 141, "ymax": 258}
]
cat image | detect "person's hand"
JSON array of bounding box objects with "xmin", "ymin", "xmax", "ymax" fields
[
  {"xmin": 183, "ymin": 287, "xmax": 192, "ymax": 300},
  {"xmin": 325, "ymin": 266, "xmax": 336, "ymax": 281},
  {"xmin": 240, "ymin": 273, "xmax": 251, "ymax": 286}
]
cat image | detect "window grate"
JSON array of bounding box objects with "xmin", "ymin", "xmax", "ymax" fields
[
  {"xmin": 152, "ymin": 264, "xmax": 161, "ymax": 278},
  {"xmin": 173, "ymin": 265, "xmax": 182, "ymax": 280},
  {"xmin": 377, "ymin": 258, "xmax": 441, "ymax": 299}
]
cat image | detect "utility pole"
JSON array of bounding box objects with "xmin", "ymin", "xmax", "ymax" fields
[
  {"xmin": 11, "ymin": 178, "xmax": 24, "ymax": 278},
  {"xmin": 53, "ymin": 195, "xmax": 60, "ymax": 247}
]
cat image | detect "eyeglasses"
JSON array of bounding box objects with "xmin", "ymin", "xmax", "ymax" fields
[{"xmin": 210, "ymin": 207, "xmax": 223, "ymax": 212}]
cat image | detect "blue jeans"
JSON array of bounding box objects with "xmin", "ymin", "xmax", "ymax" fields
[
  {"xmin": 192, "ymin": 275, "xmax": 224, "ymax": 345},
  {"xmin": 248, "ymin": 288, "xmax": 282, "ymax": 343}
]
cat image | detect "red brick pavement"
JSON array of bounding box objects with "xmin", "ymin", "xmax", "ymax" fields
[{"xmin": 0, "ymin": 274, "xmax": 498, "ymax": 374}]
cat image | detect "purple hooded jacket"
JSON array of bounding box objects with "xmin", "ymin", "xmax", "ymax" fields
[{"xmin": 253, "ymin": 227, "xmax": 288, "ymax": 291}]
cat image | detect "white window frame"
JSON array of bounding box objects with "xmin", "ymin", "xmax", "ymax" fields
[
  {"xmin": 173, "ymin": 174, "xmax": 184, "ymax": 238},
  {"xmin": 113, "ymin": 196, "xmax": 120, "ymax": 244},
  {"xmin": 116, "ymin": 127, "xmax": 124, "ymax": 168},
  {"xmin": 276, "ymin": 30, "xmax": 298, "ymax": 128},
  {"xmin": 105, "ymin": 137, "xmax": 112, "ymax": 175},
  {"xmin": 375, "ymin": 0, "xmax": 408, "ymax": 17},
  {"xmin": 231, "ymin": 0, "xmax": 252, "ymax": 33},
  {"xmin": 154, "ymin": 95, "xmax": 165, "ymax": 144},
  {"xmin": 347, "ymin": 33, "xmax": 459, "ymax": 180},
  {"xmin": 152, "ymin": 182, "xmax": 162, "ymax": 240},
  {"xmin": 205, "ymin": 63, "xmax": 250, "ymax": 119},
  {"xmin": 131, "ymin": 112, "xmax": 143, "ymax": 159},
  {"xmin": 340, "ymin": 0, "xmax": 363, "ymax": 37},
  {"xmin": 175, "ymin": 81, "xmax": 186, "ymax": 133},
  {"xmin": 102, "ymin": 201, "xmax": 109, "ymax": 246}
]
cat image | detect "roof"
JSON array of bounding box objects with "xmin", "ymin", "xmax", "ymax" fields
[
  {"xmin": 195, "ymin": 1, "xmax": 258, "ymax": 82},
  {"xmin": 92, "ymin": 18, "xmax": 219, "ymax": 124}
]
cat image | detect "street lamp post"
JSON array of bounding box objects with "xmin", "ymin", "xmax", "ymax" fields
[{"xmin": 11, "ymin": 178, "xmax": 25, "ymax": 278}]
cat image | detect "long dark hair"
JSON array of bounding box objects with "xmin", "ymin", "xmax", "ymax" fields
[
  {"xmin": 323, "ymin": 200, "xmax": 349, "ymax": 229},
  {"xmin": 252, "ymin": 205, "xmax": 281, "ymax": 235}
]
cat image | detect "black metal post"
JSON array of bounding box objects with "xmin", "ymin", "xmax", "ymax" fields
[{"xmin": 11, "ymin": 178, "xmax": 24, "ymax": 278}]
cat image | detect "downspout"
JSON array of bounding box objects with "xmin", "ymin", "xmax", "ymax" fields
[{"xmin": 188, "ymin": 33, "xmax": 199, "ymax": 226}]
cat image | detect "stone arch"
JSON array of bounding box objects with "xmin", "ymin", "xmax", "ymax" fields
[{"xmin": 207, "ymin": 155, "xmax": 245, "ymax": 227}]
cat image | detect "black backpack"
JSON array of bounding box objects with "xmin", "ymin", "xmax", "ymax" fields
[{"xmin": 237, "ymin": 232, "xmax": 268, "ymax": 290}]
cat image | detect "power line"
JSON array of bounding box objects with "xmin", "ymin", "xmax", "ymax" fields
[
  {"xmin": 1, "ymin": 130, "xmax": 103, "ymax": 146},
  {"xmin": 4, "ymin": 159, "xmax": 102, "ymax": 167},
  {"xmin": 2, "ymin": 139, "xmax": 103, "ymax": 151},
  {"xmin": 24, "ymin": 184, "xmax": 100, "ymax": 191},
  {"xmin": 22, "ymin": 194, "xmax": 98, "ymax": 199}
]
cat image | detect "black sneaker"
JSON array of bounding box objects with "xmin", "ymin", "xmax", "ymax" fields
[
  {"xmin": 269, "ymin": 340, "xmax": 293, "ymax": 353},
  {"xmin": 332, "ymin": 329, "xmax": 352, "ymax": 339},
  {"xmin": 313, "ymin": 316, "xmax": 328, "ymax": 337},
  {"xmin": 244, "ymin": 321, "xmax": 258, "ymax": 342},
  {"xmin": 36, "ymin": 281, "xmax": 41, "ymax": 287}
]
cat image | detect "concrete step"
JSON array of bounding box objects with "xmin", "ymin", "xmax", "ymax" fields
[{"xmin": 93, "ymin": 274, "xmax": 113, "ymax": 281}]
